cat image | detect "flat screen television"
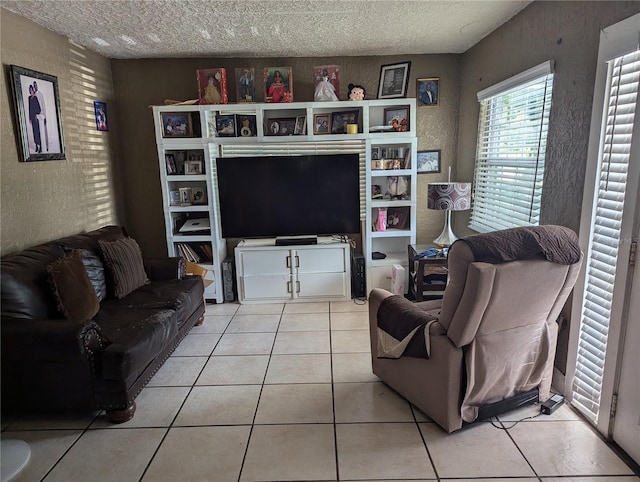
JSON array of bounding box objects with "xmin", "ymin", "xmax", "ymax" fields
[{"xmin": 216, "ymin": 154, "xmax": 360, "ymax": 239}]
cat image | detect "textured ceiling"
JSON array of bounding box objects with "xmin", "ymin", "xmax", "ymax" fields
[{"xmin": 2, "ymin": 0, "xmax": 531, "ymax": 59}]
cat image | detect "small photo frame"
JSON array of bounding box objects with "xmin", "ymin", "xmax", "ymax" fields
[
  {"xmin": 184, "ymin": 160, "xmax": 203, "ymax": 175},
  {"xmin": 417, "ymin": 78, "xmax": 439, "ymax": 107},
  {"xmin": 235, "ymin": 114, "xmax": 257, "ymax": 137},
  {"xmin": 169, "ymin": 190, "xmax": 181, "ymax": 206},
  {"xmin": 294, "ymin": 116, "xmax": 307, "ymax": 135},
  {"xmin": 377, "ymin": 61, "xmax": 411, "ymax": 99},
  {"xmin": 179, "ymin": 187, "xmax": 192, "ymax": 206},
  {"xmin": 196, "ymin": 68, "xmax": 228, "ymax": 105},
  {"xmin": 165, "ymin": 153, "xmax": 177, "ymax": 174},
  {"xmin": 263, "ymin": 67, "xmax": 293, "ymax": 103},
  {"xmin": 417, "ymin": 150, "xmax": 441, "ymax": 174},
  {"xmin": 216, "ymin": 114, "xmax": 236, "ymax": 137},
  {"xmin": 330, "ymin": 110, "xmax": 359, "ymax": 134},
  {"xmin": 384, "ymin": 106, "xmax": 409, "ymax": 131},
  {"xmin": 267, "ymin": 118, "xmax": 296, "ymax": 136},
  {"xmin": 387, "ymin": 206, "xmax": 410, "ymax": 230},
  {"xmin": 313, "ymin": 114, "xmax": 331, "ymax": 135},
  {"xmin": 235, "ymin": 68, "xmax": 255, "ymax": 103},
  {"xmin": 161, "ymin": 113, "xmax": 193, "ymax": 138},
  {"xmin": 94, "ymin": 101, "xmax": 108, "ymax": 131},
  {"xmin": 371, "ymin": 147, "xmax": 381, "ymax": 160},
  {"xmin": 191, "ymin": 186, "xmax": 207, "ymax": 205}
]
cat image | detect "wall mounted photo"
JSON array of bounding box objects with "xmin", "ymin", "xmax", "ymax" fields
[
  {"xmin": 417, "ymin": 78, "xmax": 439, "ymax": 107},
  {"xmin": 330, "ymin": 110, "xmax": 359, "ymax": 134},
  {"xmin": 377, "ymin": 61, "xmax": 411, "ymax": 99},
  {"xmin": 417, "ymin": 150, "xmax": 441, "ymax": 173},
  {"xmin": 10, "ymin": 65, "xmax": 65, "ymax": 161},
  {"xmin": 313, "ymin": 114, "xmax": 331, "ymax": 135},
  {"xmin": 294, "ymin": 116, "xmax": 307, "ymax": 135},
  {"xmin": 313, "ymin": 64, "xmax": 340, "ymax": 101},
  {"xmin": 161, "ymin": 113, "xmax": 193, "ymax": 138},
  {"xmin": 267, "ymin": 118, "xmax": 296, "ymax": 136},
  {"xmin": 235, "ymin": 68, "xmax": 255, "ymax": 103},
  {"xmin": 216, "ymin": 114, "xmax": 236, "ymax": 137},
  {"xmin": 263, "ymin": 67, "xmax": 293, "ymax": 103},
  {"xmin": 235, "ymin": 114, "xmax": 257, "ymax": 137},
  {"xmin": 196, "ymin": 68, "xmax": 228, "ymax": 104},
  {"xmin": 384, "ymin": 106, "xmax": 409, "ymax": 131},
  {"xmin": 94, "ymin": 101, "xmax": 108, "ymax": 131}
]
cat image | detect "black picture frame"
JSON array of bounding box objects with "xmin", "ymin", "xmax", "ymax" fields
[
  {"xmin": 94, "ymin": 101, "xmax": 108, "ymax": 131},
  {"xmin": 330, "ymin": 110, "xmax": 359, "ymax": 134},
  {"xmin": 235, "ymin": 114, "xmax": 257, "ymax": 137},
  {"xmin": 294, "ymin": 116, "xmax": 307, "ymax": 135},
  {"xmin": 384, "ymin": 106, "xmax": 410, "ymax": 131},
  {"xmin": 216, "ymin": 114, "xmax": 236, "ymax": 137},
  {"xmin": 10, "ymin": 65, "xmax": 66, "ymax": 162},
  {"xmin": 417, "ymin": 78, "xmax": 439, "ymax": 107},
  {"xmin": 267, "ymin": 118, "xmax": 296, "ymax": 136},
  {"xmin": 161, "ymin": 112, "xmax": 193, "ymax": 138},
  {"xmin": 417, "ymin": 150, "xmax": 441, "ymax": 174},
  {"xmin": 377, "ymin": 61, "xmax": 411, "ymax": 99}
]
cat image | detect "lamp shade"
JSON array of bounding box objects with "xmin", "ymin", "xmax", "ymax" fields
[{"xmin": 427, "ymin": 183, "xmax": 471, "ymax": 211}]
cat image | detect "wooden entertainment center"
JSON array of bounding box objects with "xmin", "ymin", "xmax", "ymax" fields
[{"xmin": 152, "ymin": 99, "xmax": 417, "ymax": 303}]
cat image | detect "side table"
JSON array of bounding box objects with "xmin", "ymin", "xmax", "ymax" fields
[{"xmin": 408, "ymin": 244, "xmax": 448, "ymax": 302}]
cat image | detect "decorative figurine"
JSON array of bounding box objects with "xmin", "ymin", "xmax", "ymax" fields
[{"xmin": 347, "ymin": 83, "xmax": 366, "ymax": 101}]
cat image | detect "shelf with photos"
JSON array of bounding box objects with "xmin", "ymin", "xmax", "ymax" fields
[{"xmin": 163, "ymin": 148, "xmax": 206, "ymax": 177}]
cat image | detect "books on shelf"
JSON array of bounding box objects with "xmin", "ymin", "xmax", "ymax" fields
[{"xmin": 175, "ymin": 242, "xmax": 213, "ymax": 263}]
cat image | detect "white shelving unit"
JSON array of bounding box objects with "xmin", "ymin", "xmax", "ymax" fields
[{"xmin": 152, "ymin": 99, "xmax": 416, "ymax": 301}]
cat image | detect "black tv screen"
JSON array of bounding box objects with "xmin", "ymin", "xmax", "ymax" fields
[{"xmin": 216, "ymin": 154, "xmax": 360, "ymax": 239}]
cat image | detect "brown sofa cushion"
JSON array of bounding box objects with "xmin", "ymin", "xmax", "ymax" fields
[
  {"xmin": 99, "ymin": 237, "xmax": 149, "ymax": 299},
  {"xmin": 47, "ymin": 251, "xmax": 100, "ymax": 322}
]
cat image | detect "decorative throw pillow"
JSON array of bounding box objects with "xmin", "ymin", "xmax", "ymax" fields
[
  {"xmin": 98, "ymin": 237, "xmax": 149, "ymax": 299},
  {"xmin": 79, "ymin": 249, "xmax": 107, "ymax": 302},
  {"xmin": 47, "ymin": 251, "xmax": 100, "ymax": 322}
]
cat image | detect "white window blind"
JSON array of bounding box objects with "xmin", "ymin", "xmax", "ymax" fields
[
  {"xmin": 573, "ymin": 49, "xmax": 640, "ymax": 422},
  {"xmin": 469, "ymin": 61, "xmax": 554, "ymax": 232}
]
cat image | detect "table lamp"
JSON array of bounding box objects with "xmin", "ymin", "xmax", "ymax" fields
[{"xmin": 427, "ymin": 175, "xmax": 471, "ymax": 246}]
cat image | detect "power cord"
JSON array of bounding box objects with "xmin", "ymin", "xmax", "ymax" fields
[{"xmin": 490, "ymin": 412, "xmax": 543, "ymax": 430}]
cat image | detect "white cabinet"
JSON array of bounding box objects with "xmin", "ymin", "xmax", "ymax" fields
[{"xmin": 235, "ymin": 240, "xmax": 351, "ymax": 304}]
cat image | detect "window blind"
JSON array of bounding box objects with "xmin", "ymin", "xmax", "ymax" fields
[
  {"xmin": 572, "ymin": 49, "xmax": 640, "ymax": 422},
  {"xmin": 469, "ymin": 62, "xmax": 554, "ymax": 232}
]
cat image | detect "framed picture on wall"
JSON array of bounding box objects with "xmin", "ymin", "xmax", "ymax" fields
[
  {"xmin": 377, "ymin": 61, "xmax": 411, "ymax": 99},
  {"xmin": 417, "ymin": 150, "xmax": 441, "ymax": 174},
  {"xmin": 94, "ymin": 101, "xmax": 108, "ymax": 131},
  {"xmin": 417, "ymin": 78, "xmax": 439, "ymax": 107},
  {"xmin": 10, "ymin": 65, "xmax": 66, "ymax": 162}
]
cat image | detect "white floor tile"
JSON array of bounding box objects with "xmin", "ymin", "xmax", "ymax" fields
[
  {"xmin": 334, "ymin": 381, "xmax": 414, "ymax": 423},
  {"xmin": 265, "ymin": 354, "xmax": 332, "ymax": 384},
  {"xmin": 236, "ymin": 303, "xmax": 284, "ymax": 315},
  {"xmin": 225, "ymin": 314, "xmax": 281, "ymax": 333},
  {"xmin": 283, "ymin": 301, "xmax": 330, "ymax": 313},
  {"xmin": 197, "ymin": 355, "xmax": 269, "ymax": 385},
  {"xmin": 174, "ymin": 385, "xmax": 261, "ymax": 426},
  {"xmin": 194, "ymin": 314, "xmax": 232, "ymax": 333},
  {"xmin": 171, "ymin": 333, "xmax": 220, "ymax": 356},
  {"xmin": 331, "ymin": 329, "xmax": 371, "ymax": 353},
  {"xmin": 146, "ymin": 356, "xmax": 207, "ymax": 386},
  {"xmin": 332, "ymin": 352, "xmax": 379, "ymax": 383},
  {"xmin": 213, "ymin": 332, "xmax": 276, "ymax": 355},
  {"xmin": 330, "ymin": 310, "xmax": 369, "ymax": 330},
  {"xmin": 255, "ymin": 384, "xmax": 333, "ymax": 424},
  {"xmin": 279, "ymin": 312, "xmax": 330, "ymax": 331},
  {"xmin": 497, "ymin": 400, "xmax": 582, "ymax": 422},
  {"xmin": 272, "ymin": 330, "xmax": 330, "ymax": 354},
  {"xmin": 4, "ymin": 412, "xmax": 98, "ymax": 431},
  {"xmin": 330, "ymin": 300, "xmax": 368, "ymax": 312},
  {"xmin": 204, "ymin": 303, "xmax": 239, "ymax": 316}
]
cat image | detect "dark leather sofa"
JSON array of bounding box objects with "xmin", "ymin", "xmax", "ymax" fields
[{"xmin": 1, "ymin": 225, "xmax": 205, "ymax": 422}]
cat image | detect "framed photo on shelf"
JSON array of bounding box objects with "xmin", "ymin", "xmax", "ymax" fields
[
  {"xmin": 191, "ymin": 185, "xmax": 207, "ymax": 204},
  {"xmin": 384, "ymin": 106, "xmax": 409, "ymax": 131},
  {"xmin": 10, "ymin": 65, "xmax": 66, "ymax": 161},
  {"xmin": 235, "ymin": 68, "xmax": 255, "ymax": 103},
  {"xmin": 417, "ymin": 78, "xmax": 439, "ymax": 107},
  {"xmin": 216, "ymin": 114, "xmax": 236, "ymax": 137},
  {"xmin": 235, "ymin": 114, "xmax": 256, "ymax": 137},
  {"xmin": 377, "ymin": 61, "xmax": 411, "ymax": 99},
  {"xmin": 387, "ymin": 206, "xmax": 410, "ymax": 230},
  {"xmin": 294, "ymin": 116, "xmax": 307, "ymax": 135},
  {"xmin": 417, "ymin": 150, "xmax": 441, "ymax": 174},
  {"xmin": 165, "ymin": 153, "xmax": 177, "ymax": 174},
  {"xmin": 184, "ymin": 160, "xmax": 203, "ymax": 175},
  {"xmin": 313, "ymin": 114, "xmax": 331, "ymax": 135},
  {"xmin": 94, "ymin": 101, "xmax": 108, "ymax": 131},
  {"xmin": 169, "ymin": 190, "xmax": 181, "ymax": 206},
  {"xmin": 267, "ymin": 118, "xmax": 296, "ymax": 136},
  {"xmin": 161, "ymin": 112, "xmax": 193, "ymax": 138},
  {"xmin": 179, "ymin": 187, "xmax": 192, "ymax": 206},
  {"xmin": 196, "ymin": 68, "xmax": 228, "ymax": 104},
  {"xmin": 263, "ymin": 67, "xmax": 293, "ymax": 103},
  {"xmin": 371, "ymin": 147, "xmax": 382, "ymax": 160},
  {"xmin": 330, "ymin": 110, "xmax": 359, "ymax": 134}
]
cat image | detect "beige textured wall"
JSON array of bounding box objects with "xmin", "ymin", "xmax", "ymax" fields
[
  {"xmin": 1, "ymin": 8, "xmax": 122, "ymax": 256},
  {"xmin": 111, "ymin": 55, "xmax": 460, "ymax": 256}
]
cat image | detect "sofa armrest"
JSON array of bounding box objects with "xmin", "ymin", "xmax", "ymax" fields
[{"xmin": 144, "ymin": 257, "xmax": 186, "ymax": 281}]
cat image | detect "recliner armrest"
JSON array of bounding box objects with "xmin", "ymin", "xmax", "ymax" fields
[{"xmin": 144, "ymin": 257, "xmax": 186, "ymax": 281}]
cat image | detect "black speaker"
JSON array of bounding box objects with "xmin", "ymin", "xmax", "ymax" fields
[
  {"xmin": 222, "ymin": 256, "xmax": 236, "ymax": 302},
  {"xmin": 351, "ymin": 252, "xmax": 366, "ymax": 298}
]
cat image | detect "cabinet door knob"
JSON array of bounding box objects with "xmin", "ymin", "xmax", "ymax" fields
[
  {"xmin": 296, "ymin": 280, "xmax": 300, "ymax": 293},
  {"xmin": 286, "ymin": 256, "xmax": 291, "ymax": 268},
  {"xmin": 295, "ymin": 255, "xmax": 300, "ymax": 268},
  {"xmin": 287, "ymin": 281, "xmax": 292, "ymax": 293}
]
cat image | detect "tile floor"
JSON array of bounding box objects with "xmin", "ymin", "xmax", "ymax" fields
[{"xmin": 2, "ymin": 300, "xmax": 638, "ymax": 482}]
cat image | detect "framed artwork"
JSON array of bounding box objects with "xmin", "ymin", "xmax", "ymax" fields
[
  {"xmin": 165, "ymin": 153, "xmax": 177, "ymax": 174},
  {"xmin": 330, "ymin": 110, "xmax": 359, "ymax": 134},
  {"xmin": 377, "ymin": 61, "xmax": 411, "ymax": 99},
  {"xmin": 179, "ymin": 187, "xmax": 192, "ymax": 205},
  {"xmin": 10, "ymin": 65, "xmax": 66, "ymax": 161},
  {"xmin": 196, "ymin": 68, "xmax": 228, "ymax": 104},
  {"xmin": 94, "ymin": 101, "xmax": 108, "ymax": 131},
  {"xmin": 313, "ymin": 64, "xmax": 340, "ymax": 101},
  {"xmin": 235, "ymin": 68, "xmax": 255, "ymax": 103},
  {"xmin": 263, "ymin": 67, "xmax": 293, "ymax": 103},
  {"xmin": 169, "ymin": 190, "xmax": 181, "ymax": 206},
  {"xmin": 417, "ymin": 150, "xmax": 441, "ymax": 174},
  {"xmin": 235, "ymin": 114, "xmax": 257, "ymax": 137},
  {"xmin": 215, "ymin": 114, "xmax": 236, "ymax": 137},
  {"xmin": 417, "ymin": 78, "xmax": 439, "ymax": 107},
  {"xmin": 191, "ymin": 185, "xmax": 207, "ymax": 204},
  {"xmin": 313, "ymin": 114, "xmax": 331, "ymax": 135},
  {"xmin": 161, "ymin": 113, "xmax": 193, "ymax": 138},
  {"xmin": 384, "ymin": 106, "xmax": 409, "ymax": 131},
  {"xmin": 387, "ymin": 207, "xmax": 410, "ymax": 230},
  {"xmin": 267, "ymin": 118, "xmax": 296, "ymax": 136},
  {"xmin": 184, "ymin": 160, "xmax": 203, "ymax": 175},
  {"xmin": 294, "ymin": 116, "xmax": 307, "ymax": 135}
]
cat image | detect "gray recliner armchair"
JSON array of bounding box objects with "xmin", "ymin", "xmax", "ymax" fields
[{"xmin": 369, "ymin": 225, "xmax": 583, "ymax": 433}]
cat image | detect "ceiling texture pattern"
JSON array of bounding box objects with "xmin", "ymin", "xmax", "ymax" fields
[{"xmin": 2, "ymin": 0, "xmax": 531, "ymax": 59}]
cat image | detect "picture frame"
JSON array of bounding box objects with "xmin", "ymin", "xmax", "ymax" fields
[
  {"xmin": 196, "ymin": 68, "xmax": 228, "ymax": 104},
  {"xmin": 384, "ymin": 106, "xmax": 409, "ymax": 131},
  {"xmin": 313, "ymin": 65, "xmax": 340, "ymax": 101},
  {"xmin": 184, "ymin": 160, "xmax": 203, "ymax": 175},
  {"xmin": 94, "ymin": 101, "xmax": 108, "ymax": 131},
  {"xmin": 10, "ymin": 65, "xmax": 66, "ymax": 162},
  {"xmin": 191, "ymin": 185, "xmax": 207, "ymax": 205},
  {"xmin": 179, "ymin": 187, "xmax": 192, "ymax": 206},
  {"xmin": 263, "ymin": 67, "xmax": 293, "ymax": 103},
  {"xmin": 266, "ymin": 117, "xmax": 296, "ymax": 136},
  {"xmin": 417, "ymin": 77, "xmax": 439, "ymax": 107},
  {"xmin": 235, "ymin": 114, "xmax": 257, "ymax": 137},
  {"xmin": 377, "ymin": 61, "xmax": 411, "ymax": 99},
  {"xmin": 330, "ymin": 110, "xmax": 359, "ymax": 134},
  {"xmin": 169, "ymin": 190, "xmax": 181, "ymax": 206},
  {"xmin": 215, "ymin": 114, "xmax": 236, "ymax": 137},
  {"xmin": 371, "ymin": 147, "xmax": 382, "ymax": 160},
  {"xmin": 387, "ymin": 206, "xmax": 410, "ymax": 230},
  {"xmin": 417, "ymin": 150, "xmax": 441, "ymax": 174},
  {"xmin": 313, "ymin": 114, "xmax": 331, "ymax": 135},
  {"xmin": 294, "ymin": 116, "xmax": 307, "ymax": 135},
  {"xmin": 165, "ymin": 153, "xmax": 177, "ymax": 174},
  {"xmin": 161, "ymin": 112, "xmax": 193, "ymax": 138},
  {"xmin": 235, "ymin": 68, "xmax": 255, "ymax": 103}
]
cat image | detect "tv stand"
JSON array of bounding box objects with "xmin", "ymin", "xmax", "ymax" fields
[{"xmin": 275, "ymin": 236, "xmax": 318, "ymax": 246}]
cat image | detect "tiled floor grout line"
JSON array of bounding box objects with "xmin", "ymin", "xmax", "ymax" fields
[
  {"xmin": 329, "ymin": 305, "xmax": 342, "ymax": 481},
  {"xmin": 412, "ymin": 405, "xmax": 441, "ymax": 481}
]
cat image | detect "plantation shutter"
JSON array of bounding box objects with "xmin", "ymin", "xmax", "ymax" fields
[
  {"xmin": 470, "ymin": 61, "xmax": 554, "ymax": 232},
  {"xmin": 572, "ymin": 49, "xmax": 640, "ymax": 422}
]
